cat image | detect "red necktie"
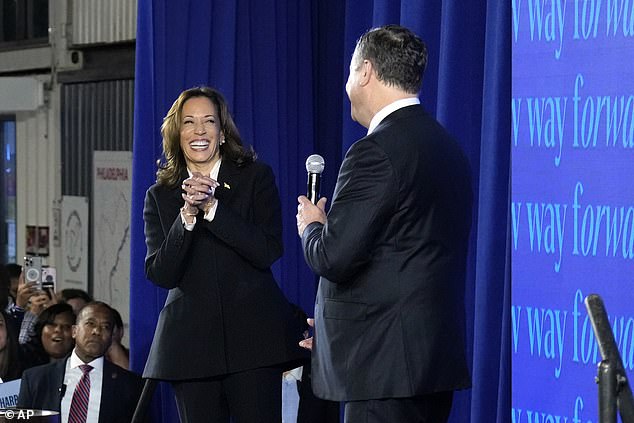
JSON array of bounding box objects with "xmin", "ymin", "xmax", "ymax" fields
[{"xmin": 68, "ymin": 364, "xmax": 93, "ymax": 423}]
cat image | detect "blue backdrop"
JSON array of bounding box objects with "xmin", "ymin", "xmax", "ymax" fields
[
  {"xmin": 129, "ymin": 1, "xmax": 510, "ymax": 422},
  {"xmin": 511, "ymin": 0, "xmax": 634, "ymax": 421}
]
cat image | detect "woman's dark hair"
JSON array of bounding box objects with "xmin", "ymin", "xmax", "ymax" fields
[
  {"xmin": 0, "ymin": 310, "xmax": 22, "ymax": 381},
  {"xmin": 5, "ymin": 263, "xmax": 22, "ymax": 280},
  {"xmin": 156, "ymin": 86, "xmax": 256, "ymax": 187},
  {"xmin": 0, "ymin": 265, "xmax": 10, "ymax": 310},
  {"xmin": 34, "ymin": 303, "xmax": 76, "ymax": 338}
]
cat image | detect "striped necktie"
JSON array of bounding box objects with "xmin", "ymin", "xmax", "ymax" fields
[{"xmin": 68, "ymin": 364, "xmax": 93, "ymax": 423}]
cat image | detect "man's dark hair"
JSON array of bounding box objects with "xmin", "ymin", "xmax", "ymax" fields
[
  {"xmin": 77, "ymin": 301, "xmax": 115, "ymax": 326},
  {"xmin": 111, "ymin": 306, "xmax": 124, "ymax": 330},
  {"xmin": 355, "ymin": 24, "xmax": 427, "ymax": 94},
  {"xmin": 60, "ymin": 288, "xmax": 93, "ymax": 303},
  {"xmin": 5, "ymin": 263, "xmax": 22, "ymax": 280}
]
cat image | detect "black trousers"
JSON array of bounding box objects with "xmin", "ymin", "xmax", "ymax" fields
[
  {"xmin": 296, "ymin": 372, "xmax": 340, "ymax": 423},
  {"xmin": 172, "ymin": 367, "xmax": 282, "ymax": 423},
  {"xmin": 344, "ymin": 391, "xmax": 454, "ymax": 423}
]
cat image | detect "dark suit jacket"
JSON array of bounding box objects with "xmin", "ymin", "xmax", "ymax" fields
[
  {"xmin": 17, "ymin": 358, "xmax": 143, "ymax": 423},
  {"xmin": 302, "ymin": 105, "xmax": 473, "ymax": 401},
  {"xmin": 143, "ymin": 159, "xmax": 306, "ymax": 380}
]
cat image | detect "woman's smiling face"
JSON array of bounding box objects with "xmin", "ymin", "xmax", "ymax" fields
[
  {"xmin": 41, "ymin": 312, "xmax": 75, "ymax": 359},
  {"xmin": 179, "ymin": 96, "xmax": 222, "ymax": 172}
]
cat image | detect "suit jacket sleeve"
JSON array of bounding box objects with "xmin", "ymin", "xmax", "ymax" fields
[
  {"xmin": 302, "ymin": 139, "xmax": 397, "ymax": 283},
  {"xmin": 143, "ymin": 187, "xmax": 195, "ymax": 289},
  {"xmin": 200, "ymin": 163, "xmax": 283, "ymax": 269},
  {"xmin": 17, "ymin": 369, "xmax": 34, "ymax": 409},
  {"xmin": 100, "ymin": 361, "xmax": 144, "ymax": 423}
]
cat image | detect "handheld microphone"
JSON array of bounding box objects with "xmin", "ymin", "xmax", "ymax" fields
[{"xmin": 306, "ymin": 154, "xmax": 325, "ymax": 204}]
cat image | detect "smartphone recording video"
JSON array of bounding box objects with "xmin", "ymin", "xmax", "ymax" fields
[{"xmin": 24, "ymin": 255, "xmax": 43, "ymax": 288}]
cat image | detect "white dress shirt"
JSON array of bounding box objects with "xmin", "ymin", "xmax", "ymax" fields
[
  {"xmin": 181, "ymin": 158, "xmax": 221, "ymax": 231},
  {"xmin": 367, "ymin": 97, "xmax": 420, "ymax": 135},
  {"xmin": 61, "ymin": 350, "xmax": 104, "ymax": 423}
]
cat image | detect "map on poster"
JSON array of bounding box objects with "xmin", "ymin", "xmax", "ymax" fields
[{"xmin": 93, "ymin": 151, "xmax": 132, "ymax": 329}]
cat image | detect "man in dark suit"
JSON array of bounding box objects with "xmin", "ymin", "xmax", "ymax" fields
[
  {"xmin": 17, "ymin": 301, "xmax": 143, "ymax": 423},
  {"xmin": 296, "ymin": 25, "xmax": 472, "ymax": 423}
]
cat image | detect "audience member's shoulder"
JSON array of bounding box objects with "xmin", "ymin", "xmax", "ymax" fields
[{"xmin": 21, "ymin": 359, "xmax": 62, "ymax": 378}]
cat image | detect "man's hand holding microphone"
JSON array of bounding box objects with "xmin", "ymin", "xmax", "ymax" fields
[
  {"xmin": 296, "ymin": 154, "xmax": 327, "ymax": 236},
  {"xmin": 296, "ymin": 155, "xmax": 327, "ymax": 351}
]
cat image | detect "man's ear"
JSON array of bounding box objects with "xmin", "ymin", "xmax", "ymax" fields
[{"xmin": 359, "ymin": 60, "xmax": 374, "ymax": 87}]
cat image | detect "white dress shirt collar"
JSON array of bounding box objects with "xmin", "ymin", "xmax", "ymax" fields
[
  {"xmin": 69, "ymin": 349, "xmax": 104, "ymax": 371},
  {"xmin": 367, "ymin": 97, "xmax": 420, "ymax": 135}
]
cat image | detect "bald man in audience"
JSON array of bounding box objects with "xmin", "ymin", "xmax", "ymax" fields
[{"xmin": 18, "ymin": 301, "xmax": 144, "ymax": 422}]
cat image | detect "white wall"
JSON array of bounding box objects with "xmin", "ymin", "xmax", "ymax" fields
[{"xmin": 14, "ymin": 79, "xmax": 61, "ymax": 269}]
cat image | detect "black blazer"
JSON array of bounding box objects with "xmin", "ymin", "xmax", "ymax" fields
[
  {"xmin": 17, "ymin": 358, "xmax": 143, "ymax": 423},
  {"xmin": 142, "ymin": 159, "xmax": 306, "ymax": 380},
  {"xmin": 302, "ymin": 105, "xmax": 473, "ymax": 401}
]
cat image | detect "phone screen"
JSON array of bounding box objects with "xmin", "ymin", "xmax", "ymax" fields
[{"xmin": 41, "ymin": 267, "xmax": 56, "ymax": 297}]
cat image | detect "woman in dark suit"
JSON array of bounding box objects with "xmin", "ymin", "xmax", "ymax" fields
[{"xmin": 142, "ymin": 86, "xmax": 305, "ymax": 423}]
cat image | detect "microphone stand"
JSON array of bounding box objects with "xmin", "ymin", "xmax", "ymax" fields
[
  {"xmin": 584, "ymin": 294, "xmax": 634, "ymax": 423},
  {"xmin": 597, "ymin": 360, "xmax": 617, "ymax": 423}
]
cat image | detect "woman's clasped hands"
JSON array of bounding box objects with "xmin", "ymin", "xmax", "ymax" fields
[{"xmin": 181, "ymin": 172, "xmax": 220, "ymax": 215}]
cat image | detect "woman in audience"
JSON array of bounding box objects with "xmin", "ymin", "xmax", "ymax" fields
[
  {"xmin": 0, "ymin": 310, "xmax": 22, "ymax": 381},
  {"xmin": 105, "ymin": 306, "xmax": 130, "ymax": 369},
  {"xmin": 20, "ymin": 302, "xmax": 75, "ymax": 370}
]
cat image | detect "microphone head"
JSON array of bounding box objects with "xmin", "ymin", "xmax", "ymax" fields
[{"xmin": 306, "ymin": 154, "xmax": 325, "ymax": 174}]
